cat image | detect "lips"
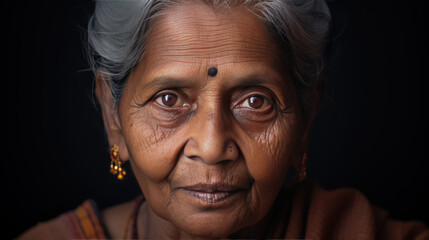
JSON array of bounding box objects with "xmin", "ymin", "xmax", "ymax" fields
[
  {"xmin": 187, "ymin": 191, "xmax": 231, "ymax": 203},
  {"xmin": 181, "ymin": 184, "xmax": 241, "ymax": 204}
]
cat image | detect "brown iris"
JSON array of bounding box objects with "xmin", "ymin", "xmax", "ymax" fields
[
  {"xmin": 248, "ymin": 95, "xmax": 264, "ymax": 109},
  {"xmin": 161, "ymin": 93, "xmax": 178, "ymax": 106}
]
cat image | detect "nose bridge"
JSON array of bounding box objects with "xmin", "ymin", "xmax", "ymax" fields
[
  {"xmin": 205, "ymin": 106, "xmax": 224, "ymax": 134},
  {"xmin": 185, "ymin": 100, "xmax": 238, "ymax": 164}
]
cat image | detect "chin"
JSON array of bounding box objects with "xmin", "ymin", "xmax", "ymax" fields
[
  {"xmin": 171, "ymin": 211, "xmax": 248, "ymax": 239},
  {"xmin": 180, "ymin": 220, "xmax": 239, "ymax": 238}
]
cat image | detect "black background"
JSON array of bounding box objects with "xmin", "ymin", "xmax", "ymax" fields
[{"xmin": 5, "ymin": 0, "xmax": 428, "ymax": 239}]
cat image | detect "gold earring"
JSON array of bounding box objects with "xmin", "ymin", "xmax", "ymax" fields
[
  {"xmin": 110, "ymin": 144, "xmax": 126, "ymax": 180},
  {"xmin": 297, "ymin": 153, "xmax": 307, "ymax": 182}
]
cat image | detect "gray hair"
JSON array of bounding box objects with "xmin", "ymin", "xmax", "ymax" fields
[{"xmin": 87, "ymin": 0, "xmax": 331, "ymax": 123}]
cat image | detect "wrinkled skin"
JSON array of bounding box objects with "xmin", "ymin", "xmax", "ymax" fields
[{"xmin": 97, "ymin": 2, "xmax": 308, "ymax": 239}]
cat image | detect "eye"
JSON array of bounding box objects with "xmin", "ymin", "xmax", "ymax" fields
[
  {"xmin": 154, "ymin": 92, "xmax": 182, "ymax": 107},
  {"xmin": 232, "ymin": 91, "xmax": 277, "ymax": 123},
  {"xmin": 240, "ymin": 94, "xmax": 271, "ymax": 109}
]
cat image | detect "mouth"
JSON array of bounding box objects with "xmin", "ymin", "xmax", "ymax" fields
[{"xmin": 180, "ymin": 184, "xmax": 242, "ymax": 205}]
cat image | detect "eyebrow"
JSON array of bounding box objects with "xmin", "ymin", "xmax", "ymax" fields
[
  {"xmin": 142, "ymin": 76, "xmax": 195, "ymax": 90},
  {"xmin": 231, "ymin": 74, "xmax": 285, "ymax": 90},
  {"xmin": 233, "ymin": 76, "xmax": 270, "ymax": 87}
]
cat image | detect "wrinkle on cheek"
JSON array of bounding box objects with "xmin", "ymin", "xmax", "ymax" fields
[
  {"xmin": 141, "ymin": 123, "xmax": 167, "ymax": 149},
  {"xmin": 246, "ymin": 116, "xmax": 296, "ymax": 183},
  {"xmin": 124, "ymin": 111, "xmax": 158, "ymax": 150},
  {"xmin": 257, "ymin": 127, "xmax": 282, "ymax": 170},
  {"xmin": 123, "ymin": 106, "xmax": 187, "ymax": 182},
  {"xmin": 130, "ymin": 128, "xmax": 179, "ymax": 183},
  {"xmin": 269, "ymin": 117, "xmax": 297, "ymax": 162},
  {"xmin": 132, "ymin": 110, "xmax": 182, "ymax": 148}
]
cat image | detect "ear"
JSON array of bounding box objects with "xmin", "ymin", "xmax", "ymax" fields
[{"xmin": 95, "ymin": 72, "xmax": 130, "ymax": 162}]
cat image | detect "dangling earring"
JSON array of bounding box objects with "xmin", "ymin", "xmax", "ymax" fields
[
  {"xmin": 110, "ymin": 144, "xmax": 126, "ymax": 180},
  {"xmin": 297, "ymin": 153, "xmax": 307, "ymax": 182}
]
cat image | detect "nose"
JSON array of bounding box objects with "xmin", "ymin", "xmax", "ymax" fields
[{"xmin": 183, "ymin": 107, "xmax": 239, "ymax": 165}]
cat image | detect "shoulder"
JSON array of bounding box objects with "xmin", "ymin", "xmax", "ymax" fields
[
  {"xmin": 286, "ymin": 179, "xmax": 429, "ymax": 240},
  {"xmin": 101, "ymin": 197, "xmax": 139, "ymax": 239},
  {"xmin": 17, "ymin": 200, "xmax": 109, "ymax": 240}
]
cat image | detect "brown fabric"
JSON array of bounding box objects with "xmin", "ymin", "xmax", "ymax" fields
[
  {"xmin": 282, "ymin": 180, "xmax": 429, "ymax": 240},
  {"xmin": 16, "ymin": 180, "xmax": 429, "ymax": 239},
  {"xmin": 16, "ymin": 200, "xmax": 108, "ymax": 240}
]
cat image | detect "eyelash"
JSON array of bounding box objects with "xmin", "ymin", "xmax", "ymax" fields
[
  {"xmin": 236, "ymin": 87, "xmax": 280, "ymax": 109},
  {"xmin": 151, "ymin": 89, "xmax": 188, "ymax": 108},
  {"xmin": 148, "ymin": 87, "xmax": 284, "ymax": 112}
]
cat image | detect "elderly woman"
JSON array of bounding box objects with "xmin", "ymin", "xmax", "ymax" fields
[{"xmin": 18, "ymin": 0, "xmax": 428, "ymax": 239}]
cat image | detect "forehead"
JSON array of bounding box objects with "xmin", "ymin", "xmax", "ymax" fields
[{"xmin": 143, "ymin": 2, "xmax": 282, "ymax": 69}]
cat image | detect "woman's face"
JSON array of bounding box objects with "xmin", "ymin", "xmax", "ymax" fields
[{"xmin": 108, "ymin": 2, "xmax": 304, "ymax": 238}]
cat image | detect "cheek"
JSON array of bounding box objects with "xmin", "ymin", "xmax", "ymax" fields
[
  {"xmin": 122, "ymin": 109, "xmax": 185, "ymax": 182},
  {"xmin": 244, "ymin": 116, "xmax": 298, "ymax": 186}
]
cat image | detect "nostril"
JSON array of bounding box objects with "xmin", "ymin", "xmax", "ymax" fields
[
  {"xmin": 183, "ymin": 137, "xmax": 240, "ymax": 165},
  {"xmin": 225, "ymin": 142, "xmax": 239, "ymax": 162}
]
